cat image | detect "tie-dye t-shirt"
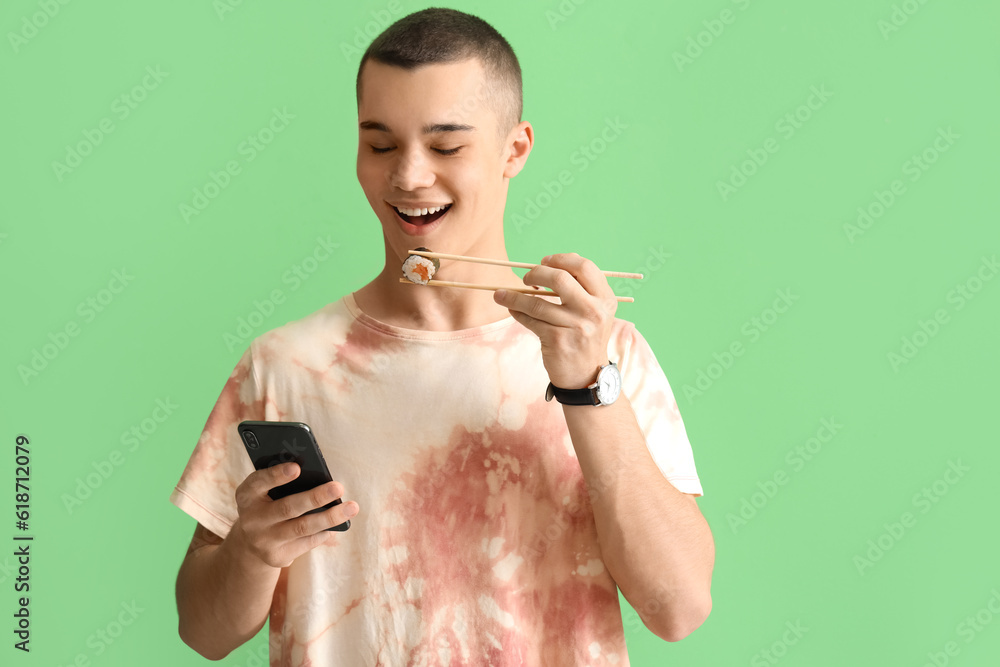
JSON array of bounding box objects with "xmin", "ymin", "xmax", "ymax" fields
[{"xmin": 169, "ymin": 292, "xmax": 703, "ymax": 666}]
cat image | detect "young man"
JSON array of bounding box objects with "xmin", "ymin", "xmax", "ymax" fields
[{"xmin": 171, "ymin": 8, "xmax": 713, "ymax": 666}]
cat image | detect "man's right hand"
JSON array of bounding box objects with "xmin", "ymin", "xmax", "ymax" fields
[{"xmin": 230, "ymin": 462, "xmax": 360, "ymax": 569}]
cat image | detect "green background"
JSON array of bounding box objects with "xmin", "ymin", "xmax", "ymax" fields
[{"xmin": 3, "ymin": 0, "xmax": 998, "ymax": 664}]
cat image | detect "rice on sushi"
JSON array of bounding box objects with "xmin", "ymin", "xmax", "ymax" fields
[{"xmin": 401, "ymin": 247, "xmax": 440, "ymax": 285}]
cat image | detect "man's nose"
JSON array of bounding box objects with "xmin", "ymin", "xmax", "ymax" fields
[{"xmin": 388, "ymin": 149, "xmax": 435, "ymax": 191}]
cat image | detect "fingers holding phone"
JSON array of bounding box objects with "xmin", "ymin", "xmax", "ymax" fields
[
  {"xmin": 233, "ymin": 421, "xmax": 358, "ymax": 569},
  {"xmin": 267, "ymin": 465, "xmax": 359, "ymax": 537},
  {"xmin": 233, "ymin": 462, "xmax": 359, "ymax": 569}
]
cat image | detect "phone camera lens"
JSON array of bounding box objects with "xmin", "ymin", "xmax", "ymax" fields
[{"xmin": 244, "ymin": 431, "xmax": 259, "ymax": 449}]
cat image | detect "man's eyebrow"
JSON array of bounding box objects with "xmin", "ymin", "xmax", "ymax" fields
[{"xmin": 359, "ymin": 120, "xmax": 476, "ymax": 134}]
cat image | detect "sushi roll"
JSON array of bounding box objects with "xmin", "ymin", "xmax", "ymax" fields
[{"xmin": 401, "ymin": 247, "xmax": 440, "ymax": 285}]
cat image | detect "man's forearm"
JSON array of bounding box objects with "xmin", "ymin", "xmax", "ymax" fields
[
  {"xmin": 176, "ymin": 521, "xmax": 281, "ymax": 660},
  {"xmin": 562, "ymin": 393, "xmax": 715, "ymax": 641}
]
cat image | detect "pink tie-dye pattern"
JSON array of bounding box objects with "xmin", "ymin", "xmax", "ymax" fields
[
  {"xmin": 170, "ymin": 295, "xmax": 700, "ymax": 666},
  {"xmin": 374, "ymin": 399, "xmax": 628, "ymax": 666}
]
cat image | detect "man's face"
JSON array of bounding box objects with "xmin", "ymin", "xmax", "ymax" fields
[{"xmin": 356, "ymin": 58, "xmax": 525, "ymax": 259}]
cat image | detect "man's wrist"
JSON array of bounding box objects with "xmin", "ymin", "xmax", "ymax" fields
[
  {"xmin": 549, "ymin": 360, "xmax": 607, "ymax": 390},
  {"xmin": 546, "ymin": 361, "xmax": 620, "ymax": 406},
  {"xmin": 220, "ymin": 519, "xmax": 281, "ymax": 576}
]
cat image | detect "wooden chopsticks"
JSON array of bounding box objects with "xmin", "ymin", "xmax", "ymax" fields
[
  {"xmin": 401, "ymin": 249, "xmax": 642, "ymax": 303},
  {"xmin": 407, "ymin": 249, "xmax": 643, "ymax": 279}
]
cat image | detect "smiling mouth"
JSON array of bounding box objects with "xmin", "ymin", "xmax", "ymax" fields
[{"xmin": 393, "ymin": 204, "xmax": 453, "ymax": 226}]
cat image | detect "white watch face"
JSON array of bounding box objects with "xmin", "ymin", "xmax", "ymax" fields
[{"xmin": 596, "ymin": 364, "xmax": 621, "ymax": 405}]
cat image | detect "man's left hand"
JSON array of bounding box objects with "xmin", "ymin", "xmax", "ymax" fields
[{"xmin": 493, "ymin": 253, "xmax": 617, "ymax": 389}]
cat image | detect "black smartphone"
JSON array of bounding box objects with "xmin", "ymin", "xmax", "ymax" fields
[{"xmin": 237, "ymin": 420, "xmax": 350, "ymax": 531}]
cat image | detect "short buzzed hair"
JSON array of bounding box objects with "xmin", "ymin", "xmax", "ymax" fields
[{"xmin": 356, "ymin": 7, "xmax": 523, "ymax": 144}]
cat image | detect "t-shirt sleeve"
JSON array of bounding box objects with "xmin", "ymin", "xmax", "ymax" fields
[
  {"xmin": 615, "ymin": 323, "xmax": 704, "ymax": 496},
  {"xmin": 168, "ymin": 344, "xmax": 265, "ymax": 538}
]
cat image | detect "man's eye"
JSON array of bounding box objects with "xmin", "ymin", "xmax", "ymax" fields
[{"xmin": 368, "ymin": 146, "xmax": 462, "ymax": 156}]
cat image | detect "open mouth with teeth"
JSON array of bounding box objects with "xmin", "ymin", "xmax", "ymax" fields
[{"xmin": 393, "ymin": 203, "xmax": 453, "ymax": 226}]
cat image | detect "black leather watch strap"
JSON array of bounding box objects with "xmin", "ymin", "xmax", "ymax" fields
[
  {"xmin": 545, "ymin": 361, "xmax": 615, "ymax": 405},
  {"xmin": 545, "ymin": 382, "xmax": 598, "ymax": 405}
]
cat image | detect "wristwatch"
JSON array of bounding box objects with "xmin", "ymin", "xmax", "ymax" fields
[{"xmin": 545, "ymin": 361, "xmax": 621, "ymax": 406}]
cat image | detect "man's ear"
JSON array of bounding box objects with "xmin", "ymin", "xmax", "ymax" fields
[{"xmin": 502, "ymin": 121, "xmax": 534, "ymax": 179}]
